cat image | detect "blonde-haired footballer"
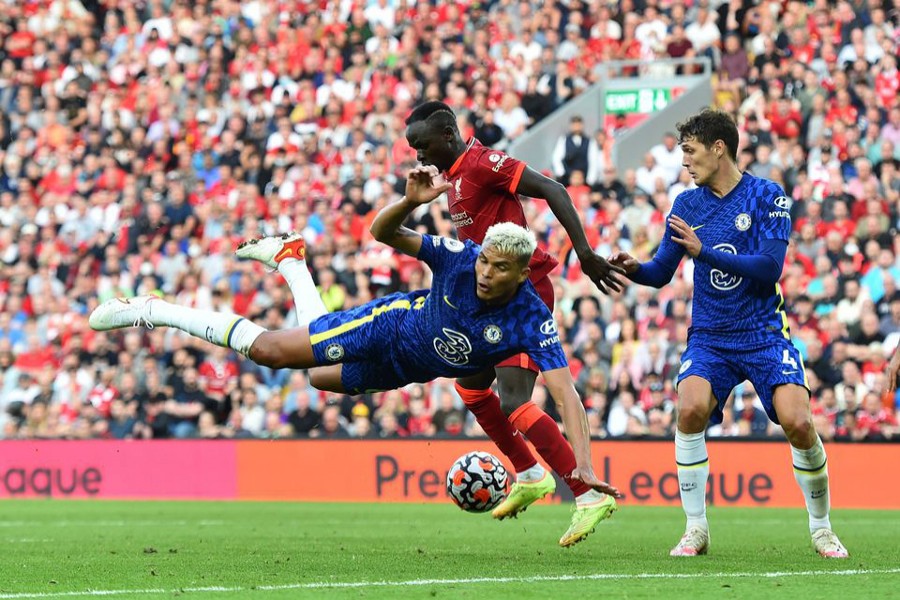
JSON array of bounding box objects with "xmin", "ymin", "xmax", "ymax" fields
[{"xmin": 90, "ymin": 165, "xmax": 620, "ymax": 547}]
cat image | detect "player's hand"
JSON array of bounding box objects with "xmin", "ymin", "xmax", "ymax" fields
[
  {"xmin": 405, "ymin": 165, "xmax": 451, "ymax": 205},
  {"xmin": 608, "ymin": 251, "xmax": 640, "ymax": 275},
  {"xmin": 569, "ymin": 466, "xmax": 622, "ymax": 499},
  {"xmin": 579, "ymin": 252, "xmax": 627, "ymax": 295},
  {"xmin": 887, "ymin": 347, "xmax": 900, "ymax": 393},
  {"xmin": 668, "ymin": 214, "xmax": 703, "ymax": 258}
]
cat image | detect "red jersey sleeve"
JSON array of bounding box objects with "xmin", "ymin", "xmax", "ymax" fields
[{"xmin": 469, "ymin": 147, "xmax": 528, "ymax": 195}]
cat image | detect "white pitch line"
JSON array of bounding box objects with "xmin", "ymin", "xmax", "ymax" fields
[{"xmin": 0, "ymin": 568, "xmax": 899, "ymax": 599}]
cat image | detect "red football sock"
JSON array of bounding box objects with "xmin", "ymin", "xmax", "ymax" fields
[
  {"xmin": 455, "ymin": 383, "xmax": 537, "ymax": 473},
  {"xmin": 510, "ymin": 401, "xmax": 592, "ymax": 496}
]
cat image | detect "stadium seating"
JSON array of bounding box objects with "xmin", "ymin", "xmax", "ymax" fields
[{"xmin": 0, "ymin": 1, "xmax": 897, "ymax": 441}]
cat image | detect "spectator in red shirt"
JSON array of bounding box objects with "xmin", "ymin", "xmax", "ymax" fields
[
  {"xmin": 767, "ymin": 96, "xmax": 803, "ymax": 139},
  {"xmin": 823, "ymin": 200, "xmax": 856, "ymax": 239},
  {"xmin": 198, "ymin": 346, "xmax": 239, "ymax": 402},
  {"xmin": 855, "ymin": 391, "xmax": 897, "ymax": 440},
  {"xmin": 6, "ymin": 18, "xmax": 36, "ymax": 62},
  {"xmin": 825, "ymin": 90, "xmax": 859, "ymax": 128},
  {"xmin": 232, "ymin": 273, "xmax": 262, "ymax": 317},
  {"xmin": 406, "ymin": 395, "xmax": 435, "ymax": 436}
]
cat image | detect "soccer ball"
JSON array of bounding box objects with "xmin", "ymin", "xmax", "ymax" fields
[{"xmin": 446, "ymin": 451, "xmax": 509, "ymax": 513}]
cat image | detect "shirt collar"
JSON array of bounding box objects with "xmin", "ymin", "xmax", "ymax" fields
[{"xmin": 446, "ymin": 137, "xmax": 476, "ymax": 178}]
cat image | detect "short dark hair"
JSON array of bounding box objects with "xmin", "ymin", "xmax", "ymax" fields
[
  {"xmin": 405, "ymin": 101, "xmax": 459, "ymax": 132},
  {"xmin": 676, "ymin": 109, "xmax": 739, "ymax": 162}
]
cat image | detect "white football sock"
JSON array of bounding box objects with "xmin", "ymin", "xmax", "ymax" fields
[
  {"xmin": 150, "ymin": 300, "xmax": 265, "ymax": 358},
  {"xmin": 675, "ymin": 429, "xmax": 709, "ymax": 531},
  {"xmin": 575, "ymin": 489, "xmax": 606, "ymax": 507},
  {"xmin": 277, "ymin": 257, "xmax": 328, "ymax": 326},
  {"xmin": 516, "ymin": 463, "xmax": 546, "ymax": 483},
  {"xmin": 791, "ymin": 435, "xmax": 831, "ymax": 533}
]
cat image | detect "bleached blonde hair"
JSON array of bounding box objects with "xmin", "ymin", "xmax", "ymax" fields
[{"xmin": 483, "ymin": 222, "xmax": 537, "ymax": 267}]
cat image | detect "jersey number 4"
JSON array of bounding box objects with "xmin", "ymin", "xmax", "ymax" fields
[{"xmin": 781, "ymin": 349, "xmax": 799, "ymax": 375}]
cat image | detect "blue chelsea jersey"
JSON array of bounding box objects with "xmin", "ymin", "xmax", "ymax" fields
[
  {"xmin": 667, "ymin": 173, "xmax": 792, "ymax": 346},
  {"xmin": 390, "ymin": 235, "xmax": 568, "ymax": 382}
]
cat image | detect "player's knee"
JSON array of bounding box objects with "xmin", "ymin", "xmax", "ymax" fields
[
  {"xmin": 248, "ymin": 335, "xmax": 285, "ymax": 369},
  {"xmin": 498, "ymin": 394, "xmax": 525, "ymax": 417},
  {"xmin": 496, "ymin": 383, "xmax": 531, "ymax": 416},
  {"xmin": 677, "ymin": 401, "xmax": 712, "ymax": 431},
  {"xmin": 783, "ymin": 414, "xmax": 815, "ymax": 443}
]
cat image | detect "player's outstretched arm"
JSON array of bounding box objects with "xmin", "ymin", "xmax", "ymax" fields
[
  {"xmin": 888, "ymin": 346, "xmax": 900, "ymax": 393},
  {"xmin": 370, "ymin": 166, "xmax": 451, "ymax": 256},
  {"xmin": 609, "ymin": 252, "xmax": 640, "ymax": 274},
  {"xmin": 515, "ymin": 167, "xmax": 626, "ymax": 295},
  {"xmin": 608, "ymin": 250, "xmax": 678, "ymax": 288},
  {"xmin": 669, "ymin": 215, "xmax": 786, "ymax": 287},
  {"xmin": 542, "ymin": 367, "xmax": 622, "ymax": 498}
]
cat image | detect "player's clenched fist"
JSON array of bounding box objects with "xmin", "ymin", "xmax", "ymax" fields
[{"xmin": 405, "ymin": 165, "xmax": 452, "ymax": 205}]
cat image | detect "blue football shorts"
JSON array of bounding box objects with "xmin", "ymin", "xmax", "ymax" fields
[
  {"xmin": 307, "ymin": 292, "xmax": 425, "ymax": 395},
  {"xmin": 676, "ymin": 335, "xmax": 809, "ymax": 425}
]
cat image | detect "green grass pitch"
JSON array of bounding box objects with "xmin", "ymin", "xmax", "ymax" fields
[{"xmin": 0, "ymin": 501, "xmax": 898, "ymax": 599}]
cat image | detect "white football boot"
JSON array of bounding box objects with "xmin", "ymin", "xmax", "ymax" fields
[
  {"xmin": 235, "ymin": 232, "xmax": 306, "ymax": 270},
  {"xmin": 89, "ymin": 295, "xmax": 159, "ymax": 331},
  {"xmin": 812, "ymin": 528, "xmax": 849, "ymax": 558},
  {"xmin": 670, "ymin": 526, "xmax": 710, "ymax": 556}
]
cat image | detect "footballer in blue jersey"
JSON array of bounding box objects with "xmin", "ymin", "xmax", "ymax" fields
[
  {"xmin": 610, "ymin": 110, "xmax": 847, "ymax": 559},
  {"xmin": 306, "ymin": 234, "xmax": 568, "ymax": 395},
  {"xmin": 89, "ymin": 165, "xmax": 621, "ymax": 508}
]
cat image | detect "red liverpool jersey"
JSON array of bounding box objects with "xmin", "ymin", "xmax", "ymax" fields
[{"xmin": 443, "ymin": 138, "xmax": 558, "ymax": 284}]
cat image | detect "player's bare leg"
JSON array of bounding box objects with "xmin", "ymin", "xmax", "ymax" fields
[
  {"xmin": 309, "ymin": 365, "xmax": 346, "ymax": 393},
  {"xmin": 774, "ymin": 384, "xmax": 848, "ymax": 558},
  {"xmin": 670, "ymin": 376, "xmax": 717, "ymax": 557}
]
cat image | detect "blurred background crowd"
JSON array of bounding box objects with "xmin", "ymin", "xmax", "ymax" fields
[{"xmin": 0, "ymin": 0, "xmax": 898, "ymax": 442}]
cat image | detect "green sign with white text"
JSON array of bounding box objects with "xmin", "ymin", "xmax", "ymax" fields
[{"xmin": 605, "ymin": 89, "xmax": 672, "ymax": 114}]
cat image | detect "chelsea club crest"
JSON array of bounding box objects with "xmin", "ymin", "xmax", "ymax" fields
[
  {"xmin": 734, "ymin": 213, "xmax": 752, "ymax": 231},
  {"xmin": 483, "ymin": 325, "xmax": 502, "ymax": 344},
  {"xmin": 325, "ymin": 343, "xmax": 345, "ymax": 361}
]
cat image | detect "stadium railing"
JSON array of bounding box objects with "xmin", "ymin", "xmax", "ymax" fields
[{"xmin": 508, "ymin": 56, "xmax": 713, "ymax": 174}]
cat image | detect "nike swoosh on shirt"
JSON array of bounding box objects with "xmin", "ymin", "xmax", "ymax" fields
[
  {"xmin": 691, "ymin": 224, "xmax": 705, "ymax": 231},
  {"xmin": 443, "ymin": 295, "xmax": 459, "ymax": 310},
  {"xmin": 781, "ymin": 370, "xmax": 798, "ymax": 375}
]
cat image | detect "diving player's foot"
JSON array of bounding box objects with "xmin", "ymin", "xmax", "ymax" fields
[
  {"xmin": 812, "ymin": 528, "xmax": 849, "ymax": 558},
  {"xmin": 236, "ymin": 232, "xmax": 306, "ymax": 269},
  {"xmin": 558, "ymin": 494, "xmax": 618, "ymax": 547},
  {"xmin": 89, "ymin": 295, "xmax": 159, "ymax": 332},
  {"xmin": 670, "ymin": 526, "xmax": 710, "ymax": 556},
  {"xmin": 491, "ymin": 472, "xmax": 556, "ymax": 520}
]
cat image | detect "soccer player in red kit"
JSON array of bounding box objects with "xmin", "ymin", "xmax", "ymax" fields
[{"xmin": 405, "ymin": 102, "xmax": 625, "ymax": 546}]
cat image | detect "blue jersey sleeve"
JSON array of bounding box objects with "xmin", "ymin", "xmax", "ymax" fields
[
  {"xmin": 698, "ymin": 239, "xmax": 787, "ymax": 287},
  {"xmin": 630, "ymin": 195, "xmax": 687, "ymax": 288},
  {"xmin": 521, "ymin": 316, "xmax": 569, "ymax": 372},
  {"xmin": 756, "ymin": 183, "xmax": 792, "ymax": 242},
  {"xmin": 416, "ymin": 234, "xmax": 471, "ymax": 272}
]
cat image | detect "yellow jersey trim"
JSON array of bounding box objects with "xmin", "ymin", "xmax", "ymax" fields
[{"xmin": 310, "ymin": 296, "xmax": 425, "ymax": 345}]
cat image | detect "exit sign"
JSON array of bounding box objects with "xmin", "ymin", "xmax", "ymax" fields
[{"xmin": 605, "ymin": 89, "xmax": 672, "ymax": 114}]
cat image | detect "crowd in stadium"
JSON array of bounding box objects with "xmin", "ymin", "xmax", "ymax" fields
[{"xmin": 0, "ymin": 0, "xmax": 898, "ymax": 442}]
